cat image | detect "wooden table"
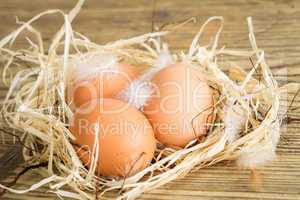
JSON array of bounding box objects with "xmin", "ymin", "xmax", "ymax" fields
[{"xmin": 0, "ymin": 0, "xmax": 300, "ymax": 199}]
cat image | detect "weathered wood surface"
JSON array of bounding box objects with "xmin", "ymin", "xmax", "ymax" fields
[{"xmin": 0, "ymin": 0, "xmax": 300, "ymax": 199}]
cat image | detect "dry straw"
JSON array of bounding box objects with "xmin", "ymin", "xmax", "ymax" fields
[{"xmin": 0, "ymin": 0, "xmax": 297, "ymax": 199}]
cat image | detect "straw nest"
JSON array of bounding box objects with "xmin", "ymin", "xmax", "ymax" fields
[{"xmin": 0, "ymin": 0, "xmax": 297, "ymax": 199}]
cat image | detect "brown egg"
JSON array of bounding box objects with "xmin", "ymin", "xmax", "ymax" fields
[
  {"xmin": 67, "ymin": 63, "xmax": 138, "ymax": 110},
  {"xmin": 143, "ymin": 63, "xmax": 213, "ymax": 148},
  {"xmin": 70, "ymin": 98, "xmax": 156, "ymax": 178}
]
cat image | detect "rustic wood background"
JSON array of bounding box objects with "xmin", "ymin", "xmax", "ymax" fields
[{"xmin": 0, "ymin": 0, "xmax": 300, "ymax": 199}]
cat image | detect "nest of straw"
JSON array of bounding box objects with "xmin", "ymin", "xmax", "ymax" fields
[{"xmin": 0, "ymin": 1, "xmax": 297, "ymax": 199}]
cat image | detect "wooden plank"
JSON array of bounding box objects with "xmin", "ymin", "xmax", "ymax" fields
[{"xmin": 0, "ymin": 0, "xmax": 300, "ymax": 199}]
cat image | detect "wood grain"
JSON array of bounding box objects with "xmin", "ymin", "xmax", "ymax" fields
[{"xmin": 0, "ymin": 0, "xmax": 300, "ymax": 199}]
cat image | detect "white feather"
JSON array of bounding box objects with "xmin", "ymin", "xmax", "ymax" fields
[
  {"xmin": 236, "ymin": 144, "xmax": 277, "ymax": 168},
  {"xmin": 197, "ymin": 47, "xmax": 210, "ymax": 65},
  {"xmin": 118, "ymin": 80, "xmax": 153, "ymax": 110},
  {"xmin": 237, "ymin": 121, "xmax": 281, "ymax": 168},
  {"xmin": 67, "ymin": 53, "xmax": 118, "ymax": 83},
  {"xmin": 224, "ymin": 98, "xmax": 247, "ymax": 144},
  {"xmin": 118, "ymin": 49, "xmax": 173, "ymax": 109},
  {"xmin": 140, "ymin": 45, "xmax": 173, "ymax": 81},
  {"xmin": 154, "ymin": 48, "xmax": 173, "ymax": 69}
]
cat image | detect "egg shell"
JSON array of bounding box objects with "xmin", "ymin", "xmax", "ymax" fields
[
  {"xmin": 67, "ymin": 63, "xmax": 138, "ymax": 110},
  {"xmin": 70, "ymin": 98, "xmax": 156, "ymax": 178},
  {"xmin": 143, "ymin": 63, "xmax": 213, "ymax": 148}
]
